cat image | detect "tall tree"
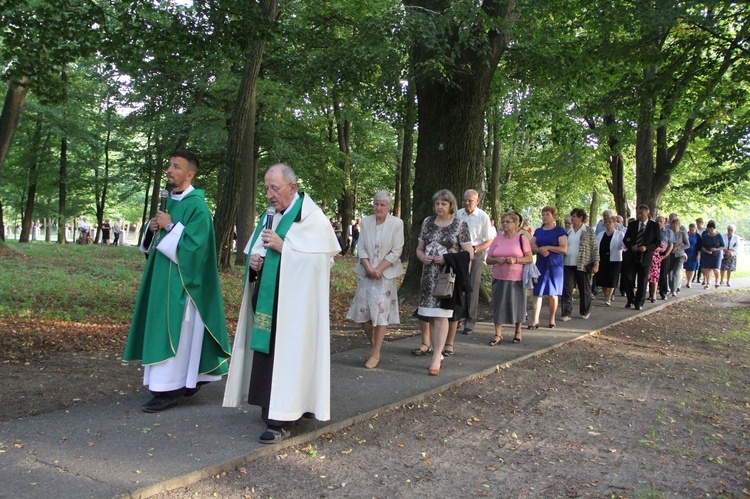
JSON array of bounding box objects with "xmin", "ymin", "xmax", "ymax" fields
[
  {"xmin": 400, "ymin": 0, "xmax": 518, "ymax": 292},
  {"xmin": 211, "ymin": 0, "xmax": 280, "ymax": 269}
]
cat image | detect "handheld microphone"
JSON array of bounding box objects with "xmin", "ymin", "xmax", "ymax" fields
[
  {"xmin": 264, "ymin": 207, "xmax": 276, "ymax": 231},
  {"xmin": 159, "ymin": 189, "xmax": 169, "ymax": 212}
]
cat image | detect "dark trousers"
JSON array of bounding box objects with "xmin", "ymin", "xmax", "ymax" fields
[
  {"xmin": 658, "ymin": 254, "xmax": 674, "ymax": 297},
  {"xmin": 624, "ymin": 260, "xmax": 650, "ymax": 307},
  {"xmin": 561, "ymin": 266, "xmax": 592, "ymax": 317}
]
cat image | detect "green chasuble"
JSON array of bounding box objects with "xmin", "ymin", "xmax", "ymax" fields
[{"xmin": 124, "ymin": 189, "xmax": 231, "ymax": 375}]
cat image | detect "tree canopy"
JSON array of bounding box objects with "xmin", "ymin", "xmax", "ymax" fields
[{"xmin": 1, "ymin": 0, "xmax": 748, "ymax": 252}]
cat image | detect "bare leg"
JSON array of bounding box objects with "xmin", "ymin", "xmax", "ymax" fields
[
  {"xmin": 365, "ymin": 325, "xmax": 386, "ymax": 369},
  {"xmin": 720, "ymin": 270, "xmax": 725, "ymax": 285},
  {"xmin": 488, "ymin": 323, "xmax": 503, "ymax": 346},
  {"xmin": 429, "ymin": 318, "xmax": 448, "ymax": 371},
  {"xmin": 712, "ymin": 269, "xmax": 720, "ymax": 287},
  {"xmin": 362, "ymin": 321, "xmax": 375, "ymax": 354},
  {"xmin": 411, "ymin": 320, "xmax": 432, "ymax": 355},
  {"xmin": 443, "ymin": 321, "xmax": 457, "ymax": 355},
  {"xmin": 685, "ymin": 270, "xmax": 694, "ymax": 286},
  {"xmin": 547, "ymin": 295, "xmax": 559, "ymax": 325},
  {"xmin": 513, "ymin": 323, "xmax": 522, "ymax": 343},
  {"xmin": 726, "ymin": 270, "xmax": 732, "ymax": 286},
  {"xmin": 702, "ymin": 268, "xmax": 711, "ymax": 287},
  {"xmin": 529, "ymin": 295, "xmax": 542, "ymax": 326}
]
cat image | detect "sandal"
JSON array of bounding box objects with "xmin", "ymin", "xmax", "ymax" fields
[
  {"xmin": 526, "ymin": 323, "xmax": 539, "ymax": 330},
  {"xmin": 442, "ymin": 344, "xmax": 454, "ymax": 356},
  {"xmin": 513, "ymin": 334, "xmax": 522, "ymax": 344},
  {"xmin": 364, "ymin": 355, "xmax": 380, "ymax": 369},
  {"xmin": 488, "ymin": 335, "xmax": 502, "ymax": 346},
  {"xmin": 411, "ymin": 344, "xmax": 433, "ymax": 356}
]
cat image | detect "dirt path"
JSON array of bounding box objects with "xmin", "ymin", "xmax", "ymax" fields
[{"xmin": 154, "ymin": 291, "xmax": 750, "ymax": 498}]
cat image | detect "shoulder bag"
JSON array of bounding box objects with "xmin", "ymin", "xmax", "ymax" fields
[{"xmin": 432, "ymin": 266, "xmax": 456, "ymax": 299}]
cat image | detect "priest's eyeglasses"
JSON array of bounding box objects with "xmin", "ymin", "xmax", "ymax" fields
[{"xmin": 264, "ymin": 184, "xmax": 290, "ymax": 194}]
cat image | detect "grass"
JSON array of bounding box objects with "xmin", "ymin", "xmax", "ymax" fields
[
  {"xmin": 0, "ymin": 241, "xmax": 243, "ymax": 324},
  {"xmin": 0, "ymin": 241, "xmax": 360, "ymax": 326}
]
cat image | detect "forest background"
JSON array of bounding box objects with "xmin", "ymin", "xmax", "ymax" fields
[{"xmin": 1, "ymin": 0, "xmax": 748, "ymax": 292}]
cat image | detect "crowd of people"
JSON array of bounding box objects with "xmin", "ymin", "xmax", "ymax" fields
[
  {"xmin": 345, "ymin": 193, "xmax": 743, "ymax": 379},
  {"xmin": 123, "ymin": 154, "xmax": 741, "ymax": 446}
]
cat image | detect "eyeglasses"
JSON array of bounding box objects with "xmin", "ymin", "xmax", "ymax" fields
[{"xmin": 264, "ymin": 184, "xmax": 290, "ymax": 194}]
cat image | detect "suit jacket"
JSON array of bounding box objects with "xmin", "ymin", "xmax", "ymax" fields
[
  {"xmin": 354, "ymin": 214, "xmax": 405, "ymax": 280},
  {"xmin": 623, "ymin": 219, "xmax": 661, "ymax": 268}
]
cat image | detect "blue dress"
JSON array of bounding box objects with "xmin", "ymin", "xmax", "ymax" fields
[
  {"xmin": 684, "ymin": 232, "xmax": 701, "ymax": 271},
  {"xmin": 532, "ymin": 225, "xmax": 567, "ymax": 296},
  {"xmin": 700, "ymin": 232, "xmax": 724, "ymax": 269}
]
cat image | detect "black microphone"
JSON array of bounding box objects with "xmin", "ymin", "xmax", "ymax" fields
[
  {"xmin": 159, "ymin": 189, "xmax": 169, "ymax": 212},
  {"xmin": 264, "ymin": 207, "xmax": 276, "ymax": 231}
]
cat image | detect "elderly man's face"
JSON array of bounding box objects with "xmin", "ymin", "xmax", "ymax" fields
[
  {"xmin": 264, "ymin": 167, "xmax": 297, "ymax": 212},
  {"xmin": 637, "ymin": 208, "xmax": 650, "ymax": 222},
  {"xmin": 463, "ymin": 194, "xmax": 479, "ymax": 214}
]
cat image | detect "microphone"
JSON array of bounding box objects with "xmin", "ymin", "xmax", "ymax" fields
[
  {"xmin": 264, "ymin": 207, "xmax": 276, "ymax": 231},
  {"xmin": 159, "ymin": 189, "xmax": 169, "ymax": 212}
]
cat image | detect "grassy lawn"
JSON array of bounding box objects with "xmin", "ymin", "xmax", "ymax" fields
[{"xmin": 0, "ymin": 241, "xmax": 359, "ymax": 326}]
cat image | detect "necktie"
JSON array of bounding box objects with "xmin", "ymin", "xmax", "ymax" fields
[{"xmin": 636, "ymin": 222, "xmax": 645, "ymax": 247}]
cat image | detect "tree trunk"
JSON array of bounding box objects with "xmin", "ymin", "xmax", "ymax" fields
[
  {"xmin": 398, "ymin": 79, "xmax": 416, "ymax": 260},
  {"xmin": 0, "ymin": 77, "xmax": 29, "ymax": 178},
  {"xmin": 598, "ymin": 115, "xmax": 629, "ymax": 219},
  {"xmin": 57, "ymin": 72, "xmax": 69, "ymax": 245},
  {"xmin": 589, "ymin": 188, "xmax": 600, "ymax": 227},
  {"xmin": 333, "ymin": 101, "xmax": 354, "ymax": 255},
  {"xmin": 400, "ymin": 0, "xmax": 516, "ymax": 296},
  {"xmin": 487, "ymin": 108, "xmax": 502, "ymax": 224},
  {"xmin": 20, "ymin": 115, "xmax": 43, "ymax": 243},
  {"xmin": 0, "ymin": 199, "xmax": 4, "ymax": 242},
  {"xmin": 214, "ymin": 0, "xmax": 279, "ymax": 270},
  {"xmin": 94, "ymin": 122, "xmax": 112, "ymax": 244}
]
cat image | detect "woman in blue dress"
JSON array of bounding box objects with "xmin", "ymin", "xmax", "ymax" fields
[
  {"xmin": 700, "ymin": 220, "xmax": 724, "ymax": 289},
  {"xmin": 683, "ymin": 223, "xmax": 702, "ymax": 288},
  {"xmin": 528, "ymin": 206, "xmax": 568, "ymax": 329}
]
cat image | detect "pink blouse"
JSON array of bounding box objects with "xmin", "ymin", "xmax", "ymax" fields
[{"xmin": 488, "ymin": 233, "xmax": 530, "ymax": 281}]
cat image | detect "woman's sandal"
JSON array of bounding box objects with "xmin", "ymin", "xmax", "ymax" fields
[
  {"xmin": 526, "ymin": 323, "xmax": 540, "ymax": 330},
  {"xmin": 364, "ymin": 355, "xmax": 380, "ymax": 369},
  {"xmin": 427, "ymin": 355, "xmax": 444, "ymax": 376},
  {"xmin": 442, "ymin": 344, "xmax": 454, "ymax": 356},
  {"xmin": 488, "ymin": 335, "xmax": 502, "ymax": 346},
  {"xmin": 513, "ymin": 334, "xmax": 522, "ymax": 344},
  {"xmin": 411, "ymin": 344, "xmax": 433, "ymax": 356}
]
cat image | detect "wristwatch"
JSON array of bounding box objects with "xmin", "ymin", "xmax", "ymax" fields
[{"xmin": 165, "ymin": 223, "xmax": 175, "ymax": 232}]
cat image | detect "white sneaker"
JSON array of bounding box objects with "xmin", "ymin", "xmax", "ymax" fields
[
  {"xmin": 561, "ymin": 316, "xmax": 572, "ymax": 322},
  {"xmin": 581, "ymin": 313, "xmax": 591, "ymax": 319},
  {"xmin": 604, "ymin": 301, "xmax": 611, "ymax": 307}
]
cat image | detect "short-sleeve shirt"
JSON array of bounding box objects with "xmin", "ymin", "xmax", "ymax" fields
[{"xmin": 488, "ymin": 233, "xmax": 530, "ymax": 281}]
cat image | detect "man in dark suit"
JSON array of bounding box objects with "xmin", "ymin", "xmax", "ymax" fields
[{"xmin": 622, "ymin": 204, "xmax": 661, "ymax": 310}]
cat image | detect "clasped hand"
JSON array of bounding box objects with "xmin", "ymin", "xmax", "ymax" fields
[
  {"xmin": 423, "ymin": 254, "xmax": 445, "ymax": 265},
  {"xmin": 149, "ymin": 210, "xmax": 172, "ymax": 232}
]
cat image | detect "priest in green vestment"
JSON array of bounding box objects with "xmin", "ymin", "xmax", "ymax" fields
[{"xmin": 124, "ymin": 150, "xmax": 231, "ymax": 413}]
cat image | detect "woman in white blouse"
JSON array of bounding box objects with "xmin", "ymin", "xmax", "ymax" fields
[{"xmin": 720, "ymin": 224, "xmax": 739, "ymax": 286}]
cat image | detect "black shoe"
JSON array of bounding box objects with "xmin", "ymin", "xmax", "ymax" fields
[
  {"xmin": 635, "ymin": 305, "xmax": 643, "ymax": 311},
  {"xmin": 184, "ymin": 382, "xmax": 208, "ymax": 397},
  {"xmin": 141, "ymin": 396, "xmax": 179, "ymax": 413},
  {"xmin": 461, "ymin": 328, "xmax": 473, "ymax": 335},
  {"xmin": 259, "ymin": 427, "xmax": 290, "ymax": 444},
  {"xmin": 625, "ymin": 302, "xmax": 632, "ymax": 309}
]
